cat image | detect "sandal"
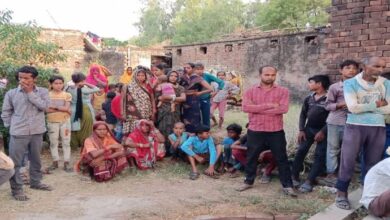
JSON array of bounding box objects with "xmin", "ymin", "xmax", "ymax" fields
[
  {"xmin": 335, "ymin": 196, "xmax": 351, "ymax": 210},
  {"xmin": 189, "ymin": 172, "xmax": 200, "ymax": 180},
  {"xmin": 203, "ymin": 171, "xmax": 220, "ymax": 179},
  {"xmin": 12, "ymin": 191, "xmax": 29, "ymax": 201},
  {"xmin": 30, "ymin": 183, "xmax": 53, "ymax": 191},
  {"xmin": 259, "ymin": 174, "xmax": 272, "ymax": 184},
  {"xmin": 298, "ymin": 182, "xmax": 313, "ymax": 193},
  {"xmin": 64, "ymin": 162, "xmax": 73, "ymax": 173}
]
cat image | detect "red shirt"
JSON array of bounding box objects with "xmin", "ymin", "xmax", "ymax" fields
[{"xmin": 242, "ymin": 84, "xmax": 289, "ymax": 132}]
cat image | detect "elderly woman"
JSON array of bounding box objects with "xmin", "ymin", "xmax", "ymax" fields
[
  {"xmin": 121, "ymin": 67, "xmax": 156, "ymax": 136},
  {"xmin": 156, "ymin": 70, "xmax": 186, "ymax": 148},
  {"xmin": 76, "ymin": 121, "xmax": 128, "ymax": 182},
  {"xmin": 125, "ymin": 120, "xmax": 165, "ymax": 170},
  {"xmin": 67, "ymin": 72, "xmax": 100, "ymax": 149}
]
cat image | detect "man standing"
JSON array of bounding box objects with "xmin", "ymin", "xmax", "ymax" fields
[
  {"xmin": 1, "ymin": 66, "xmax": 53, "ymax": 201},
  {"xmin": 236, "ymin": 66, "xmax": 296, "ymax": 197},
  {"xmin": 193, "ymin": 63, "xmax": 224, "ymax": 128},
  {"xmin": 335, "ymin": 57, "xmax": 390, "ymax": 210}
]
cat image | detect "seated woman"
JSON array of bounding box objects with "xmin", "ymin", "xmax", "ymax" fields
[
  {"xmin": 76, "ymin": 121, "xmax": 128, "ymax": 182},
  {"xmin": 124, "ymin": 120, "xmax": 165, "ymax": 170}
]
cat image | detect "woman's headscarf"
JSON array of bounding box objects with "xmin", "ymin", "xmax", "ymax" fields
[
  {"xmin": 86, "ymin": 63, "xmax": 109, "ymax": 91},
  {"xmin": 119, "ymin": 68, "xmax": 133, "ymax": 84},
  {"xmin": 167, "ymin": 71, "xmax": 179, "ymax": 85},
  {"xmin": 120, "ymin": 67, "xmax": 153, "ymax": 121},
  {"xmin": 128, "ymin": 119, "xmax": 158, "ymax": 149}
]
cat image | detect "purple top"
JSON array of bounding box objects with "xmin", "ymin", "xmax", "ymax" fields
[{"xmin": 325, "ymin": 81, "xmax": 348, "ymax": 126}]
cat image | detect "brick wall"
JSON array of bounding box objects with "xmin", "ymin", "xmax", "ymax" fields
[
  {"xmin": 167, "ymin": 31, "xmax": 327, "ymax": 100},
  {"xmin": 321, "ymin": 0, "xmax": 390, "ymax": 80}
]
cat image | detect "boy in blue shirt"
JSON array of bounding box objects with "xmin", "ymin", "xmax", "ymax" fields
[
  {"xmin": 181, "ymin": 125, "xmax": 221, "ymax": 180},
  {"xmin": 168, "ymin": 122, "xmax": 189, "ymax": 161},
  {"xmin": 221, "ymin": 123, "xmax": 242, "ymax": 173}
]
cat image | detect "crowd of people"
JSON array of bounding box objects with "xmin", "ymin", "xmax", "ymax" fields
[{"xmin": 0, "ymin": 57, "xmax": 389, "ymax": 218}]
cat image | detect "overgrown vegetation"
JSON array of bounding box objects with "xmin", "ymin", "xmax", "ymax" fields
[
  {"xmin": 131, "ymin": 0, "xmax": 331, "ymax": 47},
  {"xmin": 0, "ymin": 10, "xmax": 66, "ymax": 151}
]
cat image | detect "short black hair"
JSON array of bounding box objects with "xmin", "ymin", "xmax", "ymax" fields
[
  {"xmin": 108, "ymin": 84, "xmax": 116, "ymax": 90},
  {"xmin": 194, "ymin": 62, "xmax": 205, "ymax": 69},
  {"xmin": 49, "ymin": 75, "xmax": 65, "ymax": 84},
  {"xmin": 308, "ymin": 74, "xmax": 331, "ymax": 90},
  {"xmin": 115, "ymin": 82, "xmax": 124, "ymax": 90},
  {"xmin": 17, "ymin": 66, "xmax": 39, "ymax": 79},
  {"xmin": 339, "ymin": 60, "xmax": 359, "ymax": 69},
  {"xmin": 194, "ymin": 125, "xmax": 210, "ymax": 135},
  {"xmin": 185, "ymin": 62, "xmax": 195, "ymax": 68},
  {"xmin": 226, "ymin": 123, "xmax": 242, "ymax": 135},
  {"xmin": 217, "ymin": 71, "xmax": 226, "ymax": 76},
  {"xmin": 259, "ymin": 65, "xmax": 277, "ymax": 74},
  {"xmin": 71, "ymin": 72, "xmax": 86, "ymax": 83},
  {"xmin": 106, "ymin": 91, "xmax": 116, "ymax": 99}
]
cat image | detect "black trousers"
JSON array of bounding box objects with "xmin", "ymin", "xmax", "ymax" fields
[{"xmin": 244, "ymin": 129, "xmax": 293, "ymax": 188}]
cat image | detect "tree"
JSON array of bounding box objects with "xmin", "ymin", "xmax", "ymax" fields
[
  {"xmin": 0, "ymin": 9, "xmax": 66, "ymax": 152},
  {"xmin": 254, "ymin": 0, "xmax": 331, "ymax": 31},
  {"xmin": 131, "ymin": 0, "xmax": 174, "ymax": 47},
  {"xmin": 171, "ymin": 0, "xmax": 246, "ymax": 45}
]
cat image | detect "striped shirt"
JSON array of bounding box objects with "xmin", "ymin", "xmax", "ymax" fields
[{"xmin": 242, "ymin": 84, "xmax": 289, "ymax": 132}]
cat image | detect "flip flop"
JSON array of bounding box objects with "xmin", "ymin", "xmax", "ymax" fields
[
  {"xmin": 189, "ymin": 172, "xmax": 200, "ymax": 180},
  {"xmin": 298, "ymin": 182, "xmax": 313, "ymax": 193},
  {"xmin": 335, "ymin": 196, "xmax": 351, "ymax": 210}
]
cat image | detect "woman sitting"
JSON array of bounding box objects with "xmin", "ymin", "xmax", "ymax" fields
[
  {"xmin": 125, "ymin": 120, "xmax": 165, "ymax": 170},
  {"xmin": 76, "ymin": 121, "xmax": 128, "ymax": 182}
]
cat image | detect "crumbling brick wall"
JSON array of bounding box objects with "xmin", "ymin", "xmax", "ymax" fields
[
  {"xmin": 167, "ymin": 32, "xmax": 327, "ymax": 100},
  {"xmin": 321, "ymin": 0, "xmax": 390, "ymax": 80}
]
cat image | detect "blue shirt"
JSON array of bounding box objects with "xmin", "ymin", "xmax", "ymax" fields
[
  {"xmin": 180, "ymin": 136, "xmax": 217, "ymax": 165},
  {"xmin": 168, "ymin": 132, "xmax": 189, "ymax": 147},
  {"xmin": 222, "ymin": 137, "xmax": 235, "ymax": 151},
  {"xmin": 344, "ymin": 73, "xmax": 390, "ymax": 126},
  {"xmin": 200, "ymin": 72, "xmax": 225, "ymax": 100}
]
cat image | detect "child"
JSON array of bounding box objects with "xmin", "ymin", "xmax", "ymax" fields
[
  {"xmin": 220, "ymin": 123, "xmax": 242, "ymax": 174},
  {"xmin": 291, "ymin": 74, "xmax": 330, "ymax": 193},
  {"xmin": 46, "ymin": 75, "xmax": 73, "ymax": 172},
  {"xmin": 108, "ymin": 83, "xmax": 116, "ymax": 93},
  {"xmin": 180, "ymin": 125, "xmax": 221, "ymax": 180},
  {"xmin": 92, "ymin": 84, "xmax": 106, "ymax": 115},
  {"xmin": 155, "ymin": 75, "xmax": 176, "ymax": 112},
  {"xmin": 102, "ymin": 91, "xmax": 117, "ymax": 131},
  {"xmin": 231, "ymin": 132, "xmax": 277, "ymax": 183},
  {"xmin": 168, "ymin": 122, "xmax": 189, "ymax": 161},
  {"xmin": 323, "ymin": 60, "xmax": 359, "ymax": 186},
  {"xmin": 211, "ymin": 71, "xmax": 240, "ymax": 128}
]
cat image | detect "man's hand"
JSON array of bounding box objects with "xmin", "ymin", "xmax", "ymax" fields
[
  {"xmin": 297, "ymin": 131, "xmax": 306, "ymax": 144},
  {"xmin": 204, "ymin": 166, "xmax": 216, "ymax": 176},
  {"xmin": 336, "ymin": 102, "xmax": 347, "ymax": 109},
  {"xmin": 376, "ymin": 99, "xmax": 388, "ymax": 108},
  {"xmin": 20, "ymin": 82, "xmax": 34, "ymax": 93},
  {"xmin": 314, "ymin": 131, "xmax": 325, "ymax": 142}
]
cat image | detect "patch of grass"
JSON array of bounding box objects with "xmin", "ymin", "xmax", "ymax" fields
[
  {"xmin": 267, "ymin": 198, "xmax": 327, "ymax": 215},
  {"xmin": 247, "ymin": 195, "xmax": 263, "ymax": 205},
  {"xmin": 158, "ymin": 161, "xmax": 191, "ymax": 178}
]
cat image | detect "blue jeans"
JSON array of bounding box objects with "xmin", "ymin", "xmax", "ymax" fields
[
  {"xmin": 200, "ymin": 98, "xmax": 211, "ymax": 128},
  {"xmin": 326, "ymin": 124, "xmax": 344, "ymax": 174}
]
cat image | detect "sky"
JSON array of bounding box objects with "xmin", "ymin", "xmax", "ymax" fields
[{"xmin": 2, "ymin": 0, "xmax": 144, "ymax": 41}]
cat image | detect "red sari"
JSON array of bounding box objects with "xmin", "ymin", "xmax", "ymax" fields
[
  {"xmin": 76, "ymin": 122, "xmax": 128, "ymax": 182},
  {"xmin": 126, "ymin": 120, "xmax": 165, "ymax": 170}
]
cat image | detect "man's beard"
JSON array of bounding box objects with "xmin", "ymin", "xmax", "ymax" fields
[{"xmin": 261, "ymin": 80, "xmax": 274, "ymax": 85}]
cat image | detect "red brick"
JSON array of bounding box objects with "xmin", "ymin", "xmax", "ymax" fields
[
  {"xmin": 349, "ymin": 41, "xmax": 361, "ymax": 47},
  {"xmin": 357, "ymin": 35, "xmax": 369, "ymax": 41},
  {"xmin": 350, "ymin": 24, "xmax": 368, "ymax": 30},
  {"xmin": 384, "ymin": 51, "xmax": 390, "ymax": 57},
  {"xmin": 384, "ymin": 11, "xmax": 390, "ymax": 17},
  {"xmin": 347, "ymin": 13, "xmax": 365, "ymax": 20},
  {"xmin": 351, "ymin": 7, "xmax": 364, "ymax": 13},
  {"xmin": 347, "ymin": 53, "xmax": 359, "ymax": 58},
  {"xmin": 339, "ymin": 42, "xmax": 349, "ymax": 48},
  {"xmin": 339, "ymin": 31, "xmax": 351, "ymax": 37},
  {"xmin": 364, "ymin": 46, "xmax": 378, "ymax": 52},
  {"xmin": 386, "ymin": 39, "xmax": 390, "ymax": 45},
  {"xmin": 351, "ymin": 19, "xmax": 363, "ymax": 25},
  {"xmin": 363, "ymin": 28, "xmax": 387, "ymax": 34},
  {"xmin": 324, "ymin": 37, "xmax": 346, "ymax": 43},
  {"xmin": 360, "ymin": 51, "xmax": 383, "ymax": 57},
  {"xmin": 380, "ymin": 22, "xmax": 390, "ymax": 28},
  {"xmin": 361, "ymin": 40, "xmax": 385, "ymax": 46},
  {"xmin": 328, "ymin": 43, "xmax": 340, "ymax": 49},
  {"xmin": 347, "ymin": 1, "xmax": 369, "ymax": 8},
  {"xmin": 345, "ymin": 47, "xmax": 364, "ymax": 53},
  {"xmin": 371, "ymin": 11, "xmax": 386, "ymax": 18},
  {"xmin": 369, "ymin": 22, "xmax": 381, "ymax": 28},
  {"xmin": 336, "ymin": 9, "xmax": 352, "ymax": 16},
  {"xmin": 274, "ymin": 214, "xmax": 300, "ymax": 220},
  {"xmin": 370, "ymin": 33, "xmax": 384, "ymax": 40},
  {"xmin": 370, "ymin": 0, "xmax": 383, "ymax": 6},
  {"xmin": 365, "ymin": 5, "xmax": 389, "ymax": 13}
]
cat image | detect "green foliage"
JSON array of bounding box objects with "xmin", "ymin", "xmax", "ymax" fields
[
  {"xmin": 254, "ymin": 0, "xmax": 331, "ymax": 31},
  {"xmin": 0, "ymin": 10, "xmax": 65, "ymax": 150},
  {"xmin": 172, "ymin": 0, "xmax": 246, "ymax": 45},
  {"xmin": 102, "ymin": 38, "xmax": 128, "ymax": 47}
]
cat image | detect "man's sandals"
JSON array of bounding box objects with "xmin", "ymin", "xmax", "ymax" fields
[
  {"xmin": 12, "ymin": 191, "xmax": 29, "ymax": 201},
  {"xmin": 335, "ymin": 196, "xmax": 351, "ymax": 210},
  {"xmin": 30, "ymin": 183, "xmax": 53, "ymax": 191}
]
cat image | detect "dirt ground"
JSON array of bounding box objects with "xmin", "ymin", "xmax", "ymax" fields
[
  {"xmin": 0, "ymin": 110, "xmax": 335, "ymax": 220},
  {"xmin": 0, "ymin": 150, "xmax": 336, "ymax": 220}
]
